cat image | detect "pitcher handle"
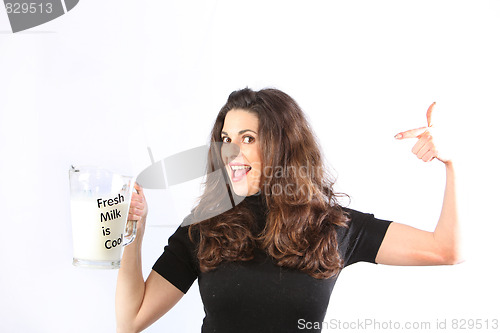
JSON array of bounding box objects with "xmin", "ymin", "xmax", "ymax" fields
[{"xmin": 123, "ymin": 220, "xmax": 137, "ymax": 246}]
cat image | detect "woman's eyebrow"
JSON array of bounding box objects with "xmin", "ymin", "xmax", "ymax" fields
[{"xmin": 221, "ymin": 129, "xmax": 257, "ymax": 136}]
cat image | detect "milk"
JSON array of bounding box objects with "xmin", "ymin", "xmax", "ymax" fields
[{"xmin": 70, "ymin": 198, "xmax": 130, "ymax": 263}]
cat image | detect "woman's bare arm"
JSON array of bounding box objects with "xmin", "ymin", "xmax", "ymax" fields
[
  {"xmin": 375, "ymin": 161, "xmax": 463, "ymax": 265},
  {"xmin": 116, "ymin": 239, "xmax": 184, "ymax": 332},
  {"xmin": 115, "ymin": 185, "xmax": 184, "ymax": 333},
  {"xmin": 375, "ymin": 103, "xmax": 463, "ymax": 266}
]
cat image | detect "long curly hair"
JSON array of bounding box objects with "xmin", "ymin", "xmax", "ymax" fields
[{"xmin": 188, "ymin": 88, "xmax": 350, "ymax": 279}]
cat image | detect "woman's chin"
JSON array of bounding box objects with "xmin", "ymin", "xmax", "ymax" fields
[
  {"xmin": 231, "ymin": 184, "xmax": 250, "ymax": 197},
  {"xmin": 229, "ymin": 179, "xmax": 257, "ymax": 197},
  {"xmin": 232, "ymin": 184, "xmax": 262, "ymax": 197}
]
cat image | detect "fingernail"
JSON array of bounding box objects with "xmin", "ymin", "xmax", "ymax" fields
[{"xmin": 394, "ymin": 133, "xmax": 402, "ymax": 139}]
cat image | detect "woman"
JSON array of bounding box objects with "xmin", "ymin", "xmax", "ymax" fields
[{"xmin": 116, "ymin": 88, "xmax": 462, "ymax": 333}]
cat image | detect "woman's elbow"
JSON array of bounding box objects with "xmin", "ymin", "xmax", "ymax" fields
[
  {"xmin": 441, "ymin": 248, "xmax": 465, "ymax": 265},
  {"xmin": 116, "ymin": 326, "xmax": 136, "ymax": 333}
]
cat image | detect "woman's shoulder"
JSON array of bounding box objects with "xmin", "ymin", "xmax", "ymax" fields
[
  {"xmin": 173, "ymin": 212, "xmax": 201, "ymax": 244},
  {"xmin": 340, "ymin": 205, "xmax": 392, "ymax": 221},
  {"xmin": 336, "ymin": 205, "xmax": 392, "ymax": 238}
]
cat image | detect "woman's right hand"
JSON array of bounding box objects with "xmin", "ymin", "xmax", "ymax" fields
[{"xmin": 128, "ymin": 183, "xmax": 148, "ymax": 236}]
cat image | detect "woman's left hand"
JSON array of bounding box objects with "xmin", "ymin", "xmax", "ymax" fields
[{"xmin": 394, "ymin": 102, "xmax": 451, "ymax": 165}]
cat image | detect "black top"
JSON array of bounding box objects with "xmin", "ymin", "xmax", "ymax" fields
[{"xmin": 152, "ymin": 194, "xmax": 392, "ymax": 332}]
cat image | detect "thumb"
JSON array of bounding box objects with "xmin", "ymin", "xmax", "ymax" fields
[{"xmin": 134, "ymin": 182, "xmax": 144, "ymax": 195}]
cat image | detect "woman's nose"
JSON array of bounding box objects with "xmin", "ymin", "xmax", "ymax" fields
[{"xmin": 222, "ymin": 142, "xmax": 240, "ymax": 163}]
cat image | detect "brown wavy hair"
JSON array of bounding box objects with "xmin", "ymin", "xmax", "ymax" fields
[{"xmin": 188, "ymin": 88, "xmax": 350, "ymax": 279}]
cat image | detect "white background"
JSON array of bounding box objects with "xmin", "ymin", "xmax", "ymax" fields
[{"xmin": 1, "ymin": 1, "xmax": 499, "ymax": 332}]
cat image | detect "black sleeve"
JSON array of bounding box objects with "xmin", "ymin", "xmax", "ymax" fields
[
  {"xmin": 338, "ymin": 207, "xmax": 393, "ymax": 267},
  {"xmin": 152, "ymin": 217, "xmax": 199, "ymax": 294}
]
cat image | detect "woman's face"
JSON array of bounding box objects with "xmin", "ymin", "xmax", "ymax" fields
[{"xmin": 221, "ymin": 109, "xmax": 262, "ymax": 196}]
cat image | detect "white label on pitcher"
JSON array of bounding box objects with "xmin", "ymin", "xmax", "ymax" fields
[{"xmin": 71, "ymin": 197, "xmax": 129, "ymax": 262}]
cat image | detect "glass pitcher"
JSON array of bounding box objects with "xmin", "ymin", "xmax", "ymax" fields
[{"xmin": 69, "ymin": 166, "xmax": 136, "ymax": 269}]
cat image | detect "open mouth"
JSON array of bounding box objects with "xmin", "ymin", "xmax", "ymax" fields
[{"xmin": 229, "ymin": 164, "xmax": 252, "ymax": 182}]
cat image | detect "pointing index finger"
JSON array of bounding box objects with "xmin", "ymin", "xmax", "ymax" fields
[{"xmin": 394, "ymin": 126, "xmax": 429, "ymax": 139}]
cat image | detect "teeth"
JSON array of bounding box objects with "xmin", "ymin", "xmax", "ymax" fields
[{"xmin": 230, "ymin": 165, "xmax": 251, "ymax": 170}]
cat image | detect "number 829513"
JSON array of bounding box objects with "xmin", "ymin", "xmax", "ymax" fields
[{"xmin": 5, "ymin": 2, "xmax": 53, "ymax": 14}]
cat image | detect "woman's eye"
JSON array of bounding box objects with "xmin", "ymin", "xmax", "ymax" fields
[
  {"xmin": 222, "ymin": 137, "xmax": 231, "ymax": 143},
  {"xmin": 243, "ymin": 136, "xmax": 255, "ymax": 144}
]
